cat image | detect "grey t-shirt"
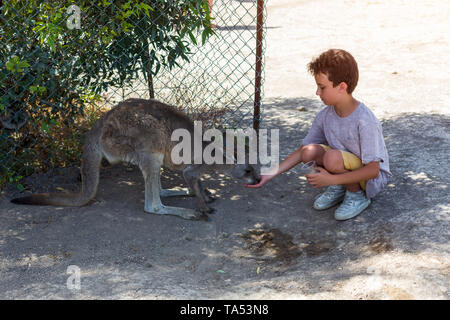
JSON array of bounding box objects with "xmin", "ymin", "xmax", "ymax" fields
[{"xmin": 302, "ymin": 102, "xmax": 391, "ymax": 198}]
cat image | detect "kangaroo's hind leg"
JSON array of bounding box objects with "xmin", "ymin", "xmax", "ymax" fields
[{"xmin": 139, "ymin": 153, "xmax": 205, "ymax": 220}]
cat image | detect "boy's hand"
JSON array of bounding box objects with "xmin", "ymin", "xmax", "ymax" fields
[
  {"xmin": 244, "ymin": 174, "xmax": 273, "ymax": 189},
  {"xmin": 305, "ymin": 167, "xmax": 335, "ymax": 188}
]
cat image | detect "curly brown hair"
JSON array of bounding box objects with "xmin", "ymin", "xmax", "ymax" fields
[{"xmin": 307, "ymin": 49, "xmax": 359, "ymax": 94}]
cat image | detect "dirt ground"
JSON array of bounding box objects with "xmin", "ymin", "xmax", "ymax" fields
[{"xmin": 0, "ymin": 0, "xmax": 449, "ymax": 299}]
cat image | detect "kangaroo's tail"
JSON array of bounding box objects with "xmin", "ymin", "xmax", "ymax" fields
[{"xmin": 11, "ymin": 132, "xmax": 103, "ymax": 207}]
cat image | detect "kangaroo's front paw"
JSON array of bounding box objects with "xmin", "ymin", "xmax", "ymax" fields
[
  {"xmin": 200, "ymin": 206, "xmax": 216, "ymax": 214},
  {"xmin": 191, "ymin": 212, "xmax": 209, "ymax": 221}
]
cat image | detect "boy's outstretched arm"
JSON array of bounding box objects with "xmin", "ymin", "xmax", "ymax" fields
[
  {"xmin": 245, "ymin": 145, "xmax": 304, "ymax": 188},
  {"xmin": 306, "ymin": 161, "xmax": 380, "ymax": 188}
]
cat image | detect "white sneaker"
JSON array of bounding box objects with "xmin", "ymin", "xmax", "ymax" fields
[
  {"xmin": 334, "ymin": 190, "xmax": 371, "ymax": 221},
  {"xmin": 313, "ymin": 185, "xmax": 346, "ymax": 210}
]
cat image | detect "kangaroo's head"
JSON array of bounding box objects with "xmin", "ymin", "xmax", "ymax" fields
[
  {"xmin": 230, "ymin": 164, "xmax": 260, "ymax": 185},
  {"xmin": 218, "ymin": 130, "xmax": 261, "ymax": 184}
]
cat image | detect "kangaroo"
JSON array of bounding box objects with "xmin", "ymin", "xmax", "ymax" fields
[{"xmin": 10, "ymin": 98, "xmax": 260, "ymax": 220}]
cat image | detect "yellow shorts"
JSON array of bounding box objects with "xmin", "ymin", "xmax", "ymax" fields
[{"xmin": 319, "ymin": 144, "xmax": 366, "ymax": 190}]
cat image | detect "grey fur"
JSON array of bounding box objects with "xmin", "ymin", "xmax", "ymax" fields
[{"xmin": 11, "ymin": 99, "xmax": 259, "ymax": 220}]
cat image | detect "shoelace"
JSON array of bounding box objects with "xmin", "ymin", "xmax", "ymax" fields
[
  {"xmin": 323, "ymin": 192, "xmax": 344, "ymax": 200},
  {"xmin": 342, "ymin": 194, "xmax": 365, "ymax": 208},
  {"xmin": 325, "ymin": 187, "xmax": 345, "ymax": 196},
  {"xmin": 341, "ymin": 199, "xmax": 358, "ymax": 207}
]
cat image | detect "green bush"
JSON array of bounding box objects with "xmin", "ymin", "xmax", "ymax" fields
[{"xmin": 0, "ymin": 0, "xmax": 214, "ymax": 188}]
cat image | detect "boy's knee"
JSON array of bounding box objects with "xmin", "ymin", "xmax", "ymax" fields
[
  {"xmin": 323, "ymin": 150, "xmax": 345, "ymax": 172},
  {"xmin": 300, "ymin": 144, "xmax": 324, "ymax": 162}
]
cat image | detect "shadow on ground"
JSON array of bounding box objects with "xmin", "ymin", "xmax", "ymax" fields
[{"xmin": 0, "ymin": 97, "xmax": 448, "ymax": 299}]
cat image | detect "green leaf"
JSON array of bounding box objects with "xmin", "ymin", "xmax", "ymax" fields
[
  {"xmin": 188, "ymin": 30, "xmax": 197, "ymax": 45},
  {"xmin": 19, "ymin": 60, "xmax": 30, "ymax": 68},
  {"xmin": 202, "ymin": 29, "xmax": 208, "ymax": 45},
  {"xmin": 41, "ymin": 121, "xmax": 49, "ymax": 132},
  {"xmin": 5, "ymin": 61, "xmax": 14, "ymax": 71}
]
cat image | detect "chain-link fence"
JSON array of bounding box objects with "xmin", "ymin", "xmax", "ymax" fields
[
  {"xmin": 0, "ymin": 0, "xmax": 266, "ymax": 189},
  {"xmin": 111, "ymin": 0, "xmax": 266, "ymax": 128}
]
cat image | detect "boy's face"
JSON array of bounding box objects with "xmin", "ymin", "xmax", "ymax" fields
[{"xmin": 314, "ymin": 72, "xmax": 347, "ymax": 106}]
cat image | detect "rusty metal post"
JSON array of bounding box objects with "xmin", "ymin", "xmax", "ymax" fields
[{"xmin": 253, "ymin": 0, "xmax": 264, "ymax": 133}]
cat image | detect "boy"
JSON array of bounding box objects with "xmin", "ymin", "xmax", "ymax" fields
[{"xmin": 246, "ymin": 49, "xmax": 391, "ymax": 220}]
